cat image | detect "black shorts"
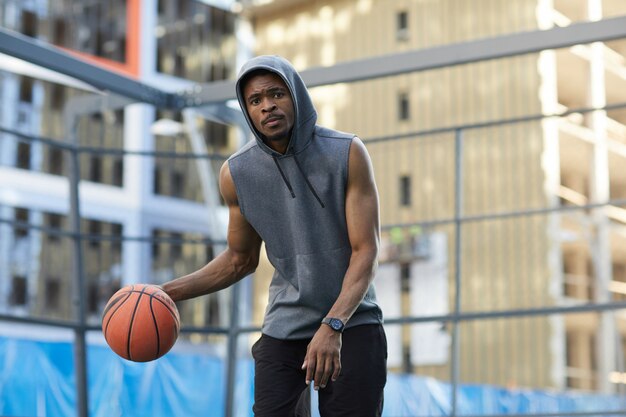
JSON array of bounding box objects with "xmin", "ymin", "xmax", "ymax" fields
[{"xmin": 251, "ymin": 324, "xmax": 387, "ymax": 417}]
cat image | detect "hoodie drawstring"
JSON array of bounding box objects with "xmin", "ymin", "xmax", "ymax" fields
[
  {"xmin": 272, "ymin": 155, "xmax": 296, "ymax": 198},
  {"xmin": 293, "ymin": 154, "xmax": 325, "ymax": 208},
  {"xmin": 272, "ymin": 154, "xmax": 326, "ymax": 208}
]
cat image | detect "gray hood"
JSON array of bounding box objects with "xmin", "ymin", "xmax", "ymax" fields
[
  {"xmin": 235, "ymin": 55, "xmax": 325, "ymax": 208},
  {"xmin": 235, "ymin": 55, "xmax": 317, "ymax": 156}
]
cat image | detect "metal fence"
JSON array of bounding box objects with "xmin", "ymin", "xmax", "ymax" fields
[{"xmin": 1, "ymin": 14, "xmax": 626, "ymax": 417}]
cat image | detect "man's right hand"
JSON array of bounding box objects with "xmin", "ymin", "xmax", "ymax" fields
[{"xmin": 301, "ymin": 325, "xmax": 342, "ymax": 390}]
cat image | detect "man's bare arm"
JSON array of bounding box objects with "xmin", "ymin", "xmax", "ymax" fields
[
  {"xmin": 302, "ymin": 137, "xmax": 380, "ymax": 389},
  {"xmin": 162, "ymin": 161, "xmax": 263, "ymax": 302},
  {"xmin": 324, "ymin": 137, "xmax": 380, "ymax": 322}
]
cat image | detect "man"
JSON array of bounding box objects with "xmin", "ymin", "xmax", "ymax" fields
[{"xmin": 162, "ymin": 55, "xmax": 387, "ymax": 416}]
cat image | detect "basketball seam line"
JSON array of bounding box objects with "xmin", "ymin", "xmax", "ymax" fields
[
  {"xmin": 103, "ymin": 289, "xmax": 133, "ymax": 343},
  {"xmin": 149, "ymin": 297, "xmax": 161, "ymax": 359},
  {"xmin": 102, "ymin": 292, "xmax": 126, "ymax": 320},
  {"xmin": 149, "ymin": 296, "xmax": 178, "ymax": 319},
  {"xmin": 127, "ymin": 285, "xmax": 147, "ymax": 361}
]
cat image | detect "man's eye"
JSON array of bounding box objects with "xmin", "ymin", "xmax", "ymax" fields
[
  {"xmin": 274, "ymin": 92, "xmax": 284, "ymax": 98},
  {"xmin": 250, "ymin": 99, "xmax": 260, "ymax": 105}
]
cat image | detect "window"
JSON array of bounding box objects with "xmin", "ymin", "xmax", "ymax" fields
[
  {"xmin": 400, "ymin": 175, "xmax": 412, "ymax": 207},
  {"xmin": 153, "ymin": 167, "xmax": 163, "ymax": 194},
  {"xmin": 398, "ymin": 92, "xmax": 410, "ymax": 121},
  {"xmin": 211, "ymin": 8, "xmax": 226, "ymax": 35},
  {"xmin": 152, "ymin": 230, "xmax": 161, "ymax": 258},
  {"xmin": 88, "ymin": 282, "xmax": 99, "ymax": 314},
  {"xmin": 614, "ymin": 263, "xmax": 626, "ymax": 282},
  {"xmin": 205, "ymin": 121, "xmax": 228, "ymax": 149},
  {"xmin": 47, "ymin": 213, "xmax": 63, "ymax": 242},
  {"xmin": 156, "ymin": 45, "xmax": 169, "ymax": 74},
  {"xmin": 17, "ymin": 142, "xmax": 31, "ymax": 169},
  {"xmin": 94, "ymin": 29, "xmax": 104, "ymax": 57},
  {"xmin": 400, "ymin": 261, "xmax": 412, "ymax": 373},
  {"xmin": 174, "ymin": 50, "xmax": 186, "ymax": 77},
  {"xmin": 206, "ymin": 293, "xmax": 221, "ymax": 325},
  {"xmin": 53, "ymin": 18, "xmax": 66, "ymax": 44},
  {"xmin": 172, "ymin": 171, "xmax": 185, "ymax": 197},
  {"xmin": 205, "ymin": 244, "xmax": 214, "ymax": 262},
  {"xmin": 158, "ymin": 0, "xmax": 167, "ymax": 15},
  {"xmin": 13, "ymin": 208, "xmax": 29, "ymax": 238},
  {"xmin": 114, "ymin": 109, "xmax": 125, "ymax": 125},
  {"xmin": 88, "ymin": 221, "xmax": 102, "ymax": 248},
  {"xmin": 396, "ymin": 11, "xmax": 409, "ymax": 41},
  {"xmin": 400, "ymin": 263, "xmax": 411, "ymax": 292},
  {"xmin": 48, "ymin": 147, "xmax": 63, "ymax": 175},
  {"xmin": 177, "ymin": 0, "xmax": 189, "ymax": 18},
  {"xmin": 19, "ymin": 77, "xmax": 33, "ymax": 103},
  {"xmin": 111, "ymin": 223, "xmax": 123, "ymax": 252},
  {"xmin": 50, "ymin": 83, "xmax": 66, "ymax": 110},
  {"xmin": 209, "ymin": 62, "xmax": 225, "ymax": 82},
  {"xmin": 565, "ymin": 330, "xmax": 596, "ymax": 389},
  {"xmin": 21, "ymin": 10, "xmax": 38, "ymax": 38},
  {"xmin": 45, "ymin": 278, "xmax": 61, "ymax": 310},
  {"xmin": 89, "ymin": 156, "xmax": 102, "ymax": 182},
  {"xmin": 171, "ymin": 232, "xmax": 183, "ymax": 259},
  {"xmin": 9, "ymin": 276, "xmax": 27, "ymax": 306},
  {"xmin": 112, "ymin": 159, "xmax": 124, "ymax": 186},
  {"xmin": 563, "ymin": 251, "xmax": 594, "ymax": 301},
  {"xmin": 88, "ymin": 113, "xmax": 103, "ymax": 146}
]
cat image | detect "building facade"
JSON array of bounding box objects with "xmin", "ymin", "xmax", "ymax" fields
[{"xmin": 0, "ymin": 0, "xmax": 246, "ymax": 337}]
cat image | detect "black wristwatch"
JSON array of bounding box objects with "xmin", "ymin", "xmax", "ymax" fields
[{"xmin": 321, "ymin": 317, "xmax": 345, "ymax": 333}]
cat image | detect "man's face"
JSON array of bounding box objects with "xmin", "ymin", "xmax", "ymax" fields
[{"xmin": 243, "ymin": 72, "xmax": 295, "ymax": 147}]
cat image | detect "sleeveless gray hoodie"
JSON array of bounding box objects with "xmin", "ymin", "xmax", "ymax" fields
[{"xmin": 228, "ymin": 55, "xmax": 383, "ymax": 339}]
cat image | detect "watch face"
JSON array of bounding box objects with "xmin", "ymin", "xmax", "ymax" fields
[{"xmin": 330, "ymin": 318, "xmax": 343, "ymax": 331}]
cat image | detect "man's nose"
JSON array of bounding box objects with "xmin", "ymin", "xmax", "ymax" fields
[{"xmin": 262, "ymin": 98, "xmax": 277, "ymax": 112}]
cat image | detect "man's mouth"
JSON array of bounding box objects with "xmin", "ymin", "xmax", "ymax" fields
[{"xmin": 263, "ymin": 115, "xmax": 282, "ymax": 126}]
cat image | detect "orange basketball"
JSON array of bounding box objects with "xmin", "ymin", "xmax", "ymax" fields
[{"xmin": 102, "ymin": 284, "xmax": 180, "ymax": 362}]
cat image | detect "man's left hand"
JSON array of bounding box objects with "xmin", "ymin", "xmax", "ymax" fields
[{"xmin": 301, "ymin": 325, "xmax": 342, "ymax": 390}]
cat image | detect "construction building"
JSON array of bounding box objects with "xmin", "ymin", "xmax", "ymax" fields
[{"xmin": 0, "ymin": 0, "xmax": 625, "ymax": 403}]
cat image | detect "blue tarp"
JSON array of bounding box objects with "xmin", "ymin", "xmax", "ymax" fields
[
  {"xmin": 0, "ymin": 335, "xmax": 254, "ymax": 417},
  {"xmin": 1, "ymin": 335, "xmax": 625, "ymax": 416}
]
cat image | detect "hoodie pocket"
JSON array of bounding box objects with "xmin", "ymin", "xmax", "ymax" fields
[{"xmin": 268, "ymin": 246, "xmax": 352, "ymax": 310}]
